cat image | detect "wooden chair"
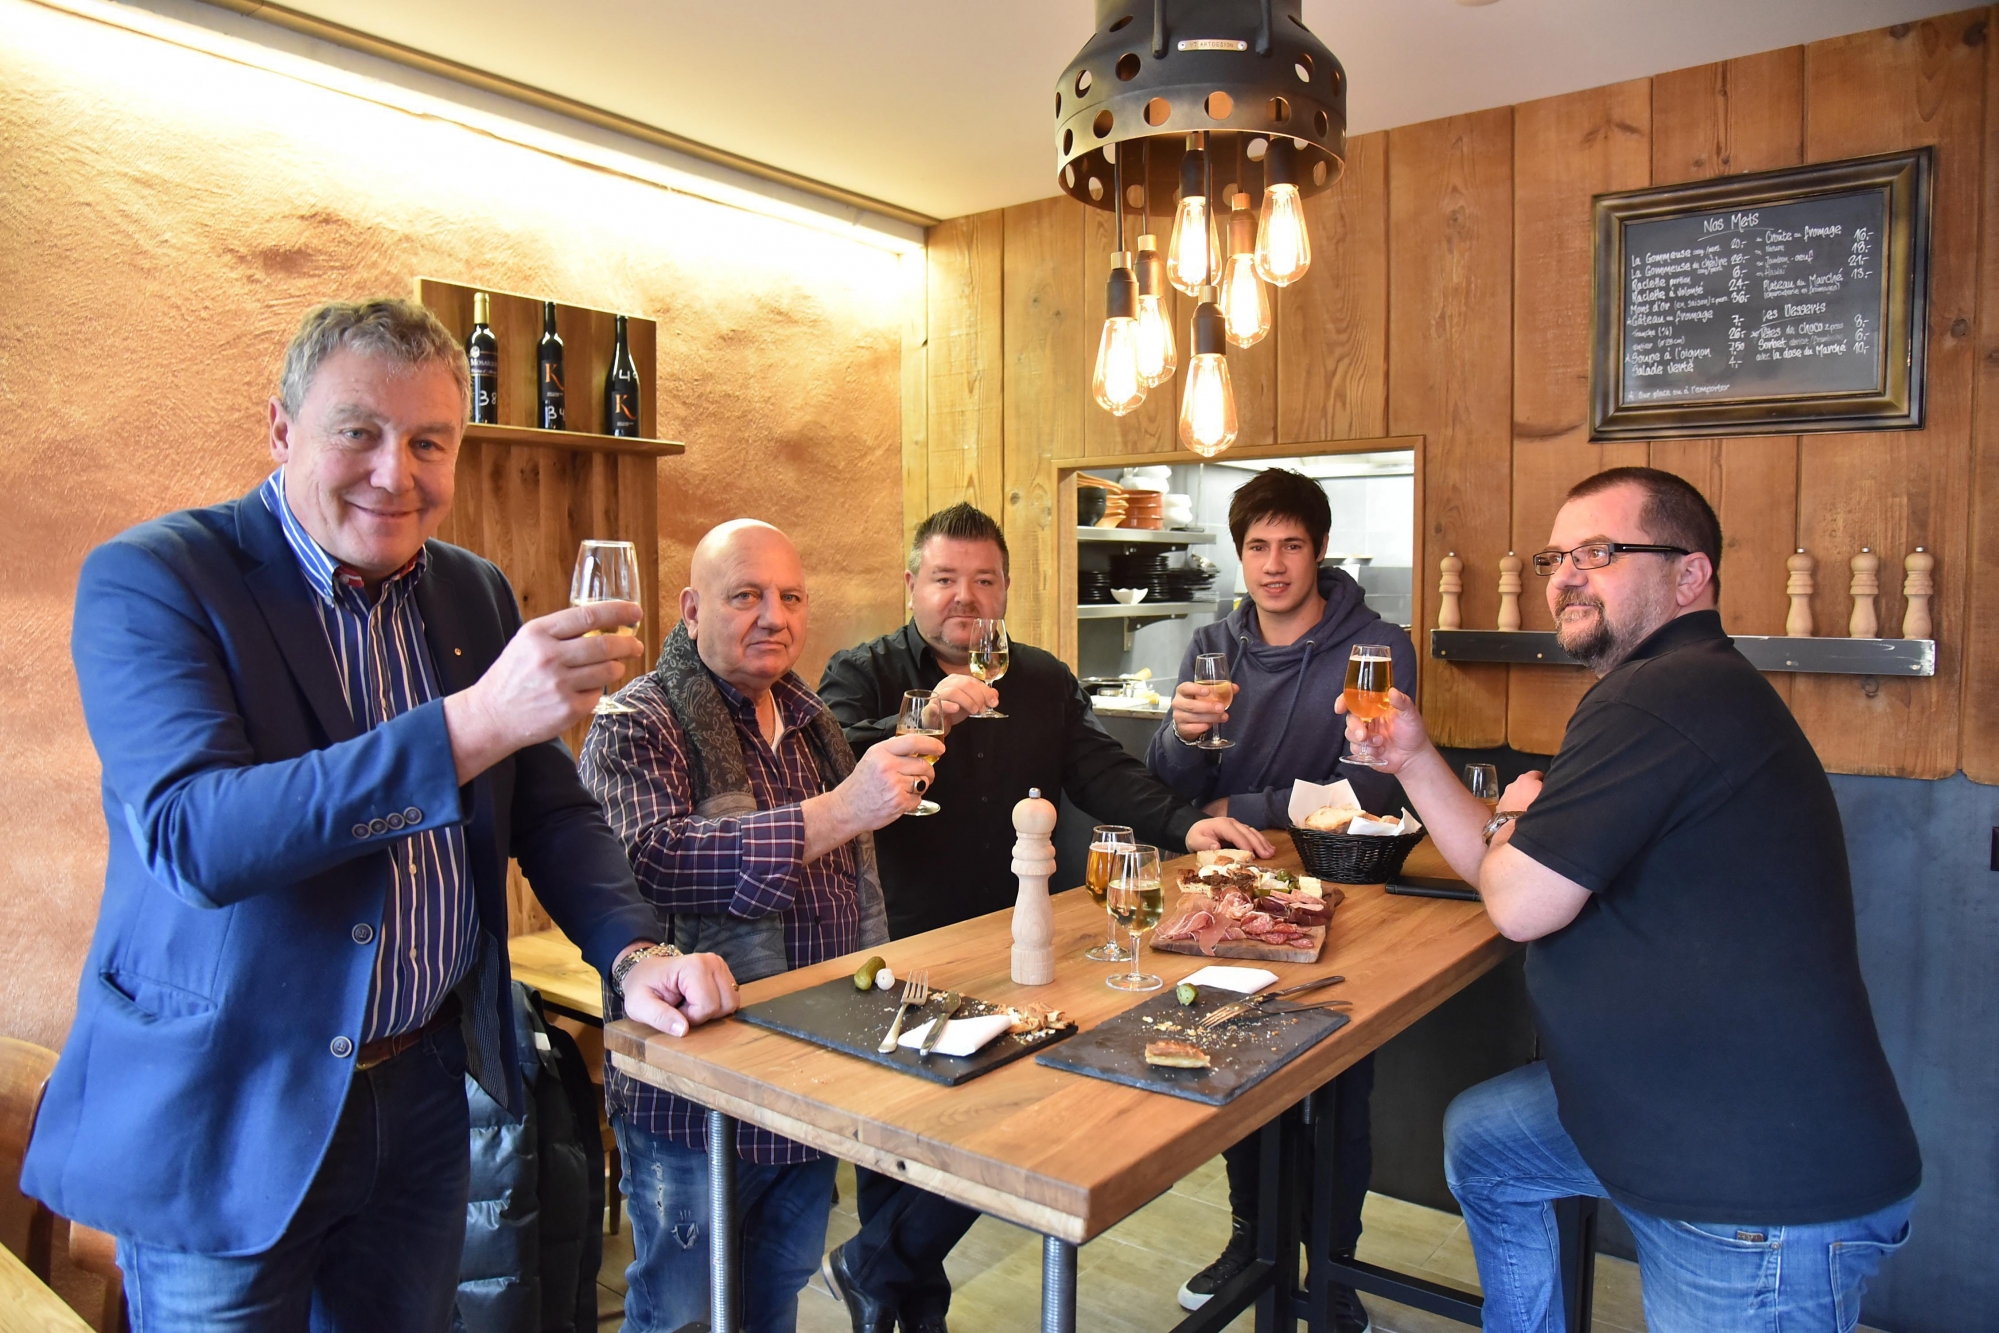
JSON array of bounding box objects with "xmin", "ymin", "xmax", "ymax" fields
[{"xmin": 68, "ymin": 1218, "xmax": 127, "ymax": 1332}]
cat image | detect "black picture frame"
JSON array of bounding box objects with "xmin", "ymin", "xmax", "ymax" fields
[{"xmin": 1589, "ymin": 149, "xmax": 1932, "ymax": 441}]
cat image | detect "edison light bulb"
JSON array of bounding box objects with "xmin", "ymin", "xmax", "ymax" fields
[
  {"xmin": 1167, "ymin": 195, "xmax": 1221, "ymax": 296},
  {"xmin": 1132, "ymin": 235, "xmax": 1177, "ymax": 386},
  {"xmin": 1092, "ymin": 254, "xmax": 1146, "ymax": 416},
  {"xmin": 1220, "ymin": 195, "xmax": 1270, "ymax": 347},
  {"xmin": 1256, "ymin": 184, "xmax": 1312, "ymax": 286},
  {"xmin": 1179, "ymin": 287, "xmax": 1238, "ymax": 457}
]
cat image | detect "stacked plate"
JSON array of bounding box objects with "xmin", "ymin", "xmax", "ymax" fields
[
  {"xmin": 1079, "ymin": 570, "xmax": 1114, "ymax": 604},
  {"xmin": 1122, "ymin": 492, "xmax": 1165, "ymax": 530},
  {"xmin": 1110, "ymin": 551, "xmax": 1173, "ymax": 601},
  {"xmin": 1163, "ymin": 493, "xmax": 1195, "ymax": 527},
  {"xmin": 1165, "ymin": 564, "xmax": 1218, "ymax": 603}
]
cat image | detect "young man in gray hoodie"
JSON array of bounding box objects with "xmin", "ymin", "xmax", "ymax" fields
[{"xmin": 1147, "ymin": 468, "xmax": 1416, "ymax": 1333}]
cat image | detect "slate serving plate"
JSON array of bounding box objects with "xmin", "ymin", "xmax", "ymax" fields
[
  {"xmin": 1034, "ymin": 988, "xmax": 1349, "ymax": 1105},
  {"xmin": 734, "ymin": 975, "xmax": 1075, "ymax": 1087}
]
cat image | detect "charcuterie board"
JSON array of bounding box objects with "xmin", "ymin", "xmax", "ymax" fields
[{"xmin": 1150, "ymin": 925, "xmax": 1325, "ymax": 964}]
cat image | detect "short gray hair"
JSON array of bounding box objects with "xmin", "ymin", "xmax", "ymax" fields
[{"xmin": 278, "ymin": 298, "xmax": 469, "ymax": 416}]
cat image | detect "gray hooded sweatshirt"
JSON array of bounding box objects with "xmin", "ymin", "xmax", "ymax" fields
[{"xmin": 1146, "ymin": 566, "xmax": 1417, "ymax": 828}]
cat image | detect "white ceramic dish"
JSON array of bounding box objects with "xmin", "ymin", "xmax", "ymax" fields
[{"xmin": 1111, "ymin": 588, "xmax": 1149, "ymax": 605}]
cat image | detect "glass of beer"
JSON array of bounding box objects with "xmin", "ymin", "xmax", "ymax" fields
[
  {"xmin": 1105, "ymin": 844, "xmax": 1164, "ymax": 992},
  {"xmin": 570, "ymin": 539, "xmax": 641, "ymax": 715},
  {"xmin": 1192, "ymin": 652, "xmax": 1235, "ymax": 751},
  {"xmin": 1341, "ymin": 643, "xmax": 1394, "ymax": 768},
  {"xmin": 895, "ymin": 690, "xmax": 944, "ymax": 817},
  {"xmin": 967, "ymin": 618, "xmax": 1009, "ymax": 718},
  {"xmin": 1464, "ymin": 763, "xmax": 1500, "ymax": 809},
  {"xmin": 1084, "ymin": 825, "xmax": 1135, "ymax": 961}
]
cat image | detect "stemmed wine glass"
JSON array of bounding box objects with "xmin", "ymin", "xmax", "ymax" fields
[
  {"xmin": 1341, "ymin": 643, "xmax": 1394, "ymax": 768},
  {"xmin": 570, "ymin": 539, "xmax": 641, "ymax": 716},
  {"xmin": 1464, "ymin": 763, "xmax": 1500, "ymax": 808},
  {"xmin": 968, "ymin": 619, "xmax": 1009, "ymax": 718},
  {"xmin": 1192, "ymin": 652, "xmax": 1234, "ymax": 750},
  {"xmin": 1105, "ymin": 844, "xmax": 1164, "ymax": 992},
  {"xmin": 895, "ymin": 690, "xmax": 943, "ymax": 817},
  {"xmin": 1083, "ymin": 825, "xmax": 1135, "ymax": 962}
]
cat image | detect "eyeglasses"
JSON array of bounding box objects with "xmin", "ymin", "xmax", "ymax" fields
[{"xmin": 1530, "ymin": 542, "xmax": 1690, "ymax": 576}]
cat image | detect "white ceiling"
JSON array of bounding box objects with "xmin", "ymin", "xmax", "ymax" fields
[{"xmin": 287, "ymin": 0, "xmax": 1967, "ymax": 221}]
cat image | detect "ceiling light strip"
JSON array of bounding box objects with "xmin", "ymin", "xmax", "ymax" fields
[{"xmin": 191, "ymin": 0, "xmax": 940, "ymax": 231}]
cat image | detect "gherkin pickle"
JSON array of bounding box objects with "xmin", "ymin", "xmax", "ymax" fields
[
  {"xmin": 1176, "ymin": 982, "xmax": 1199, "ymax": 1006},
  {"xmin": 854, "ymin": 956, "xmax": 887, "ymax": 991}
]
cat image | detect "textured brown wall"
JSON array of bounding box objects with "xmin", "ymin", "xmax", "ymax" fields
[{"xmin": 0, "ymin": 0, "xmax": 907, "ymax": 1048}]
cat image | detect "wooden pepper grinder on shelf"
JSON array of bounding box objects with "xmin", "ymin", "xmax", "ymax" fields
[
  {"xmin": 1497, "ymin": 553, "xmax": 1523, "ymax": 631},
  {"xmin": 1010, "ymin": 788, "xmax": 1057, "ymax": 986},
  {"xmin": 1437, "ymin": 552, "xmax": 1463, "ymax": 630},
  {"xmin": 1785, "ymin": 550, "xmax": 1816, "ymax": 638},
  {"xmin": 1849, "ymin": 548, "xmax": 1881, "ymax": 639},
  {"xmin": 1902, "ymin": 548, "xmax": 1934, "ymax": 640}
]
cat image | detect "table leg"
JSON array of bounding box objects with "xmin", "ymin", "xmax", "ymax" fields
[
  {"xmin": 1305, "ymin": 1088, "xmax": 1337, "ymax": 1333},
  {"xmin": 1253, "ymin": 1104, "xmax": 1302, "ymax": 1333},
  {"xmin": 707, "ymin": 1110, "xmax": 738, "ymax": 1333},
  {"xmin": 1041, "ymin": 1234, "xmax": 1077, "ymax": 1333},
  {"xmin": 1556, "ymin": 1196, "xmax": 1599, "ymax": 1333}
]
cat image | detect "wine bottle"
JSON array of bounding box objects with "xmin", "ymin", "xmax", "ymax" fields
[
  {"xmin": 537, "ymin": 300, "xmax": 565, "ymax": 430},
  {"xmin": 604, "ymin": 314, "xmax": 640, "ymax": 437},
  {"xmin": 467, "ymin": 291, "xmax": 499, "ymax": 424}
]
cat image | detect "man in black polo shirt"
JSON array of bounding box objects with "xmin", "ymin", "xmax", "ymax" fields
[
  {"xmin": 816, "ymin": 502, "xmax": 1271, "ymax": 1332},
  {"xmin": 1343, "ymin": 468, "xmax": 1919, "ymax": 1332}
]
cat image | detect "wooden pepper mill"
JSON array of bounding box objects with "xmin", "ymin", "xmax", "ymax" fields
[
  {"xmin": 1437, "ymin": 552, "xmax": 1464, "ymax": 630},
  {"xmin": 1903, "ymin": 547, "xmax": 1934, "ymax": 640},
  {"xmin": 1849, "ymin": 547, "xmax": 1881, "ymax": 639},
  {"xmin": 1497, "ymin": 553, "xmax": 1523, "ymax": 631},
  {"xmin": 1010, "ymin": 788, "xmax": 1058, "ymax": 986},
  {"xmin": 1785, "ymin": 549, "xmax": 1816, "ymax": 638}
]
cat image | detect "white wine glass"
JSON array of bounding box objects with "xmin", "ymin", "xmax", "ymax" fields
[
  {"xmin": 1464, "ymin": 763, "xmax": 1500, "ymax": 809},
  {"xmin": 895, "ymin": 690, "xmax": 943, "ymax": 817},
  {"xmin": 967, "ymin": 618, "xmax": 1009, "ymax": 718},
  {"xmin": 1105, "ymin": 844, "xmax": 1164, "ymax": 992},
  {"xmin": 1083, "ymin": 825, "xmax": 1135, "ymax": 962},
  {"xmin": 1193, "ymin": 652, "xmax": 1234, "ymax": 751},
  {"xmin": 1341, "ymin": 643, "xmax": 1394, "ymax": 768},
  {"xmin": 570, "ymin": 539, "xmax": 641, "ymax": 716}
]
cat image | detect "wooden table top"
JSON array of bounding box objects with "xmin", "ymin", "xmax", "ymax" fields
[
  {"xmin": 607, "ymin": 834, "xmax": 1511, "ymax": 1244},
  {"xmin": 510, "ymin": 925, "xmax": 608, "ymax": 1023},
  {"xmin": 0, "ymin": 1243, "xmax": 91, "ymax": 1333}
]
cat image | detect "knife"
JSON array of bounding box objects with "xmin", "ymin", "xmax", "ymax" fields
[{"xmin": 915, "ymin": 992, "xmax": 964, "ymax": 1059}]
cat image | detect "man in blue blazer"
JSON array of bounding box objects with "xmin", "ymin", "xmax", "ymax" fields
[{"xmin": 23, "ymin": 298, "xmax": 737, "ymax": 1331}]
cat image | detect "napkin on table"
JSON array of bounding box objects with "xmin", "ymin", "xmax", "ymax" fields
[
  {"xmin": 897, "ymin": 1013, "xmax": 1014, "ymax": 1057},
  {"xmin": 1175, "ymin": 965, "xmax": 1279, "ymax": 994}
]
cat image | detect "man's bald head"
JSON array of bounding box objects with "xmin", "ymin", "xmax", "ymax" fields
[{"xmin": 679, "ymin": 520, "xmax": 810, "ymax": 698}]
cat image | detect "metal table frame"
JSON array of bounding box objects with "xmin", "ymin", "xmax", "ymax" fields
[{"xmin": 683, "ymin": 1088, "xmax": 1599, "ymax": 1333}]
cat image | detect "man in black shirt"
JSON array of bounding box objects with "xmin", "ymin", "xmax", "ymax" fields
[
  {"xmin": 1343, "ymin": 468, "xmax": 1919, "ymax": 1332},
  {"xmin": 816, "ymin": 503, "xmax": 1271, "ymax": 1332}
]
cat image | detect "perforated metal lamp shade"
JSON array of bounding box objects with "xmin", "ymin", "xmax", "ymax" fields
[{"xmin": 1055, "ymin": 0, "xmax": 1347, "ymax": 210}]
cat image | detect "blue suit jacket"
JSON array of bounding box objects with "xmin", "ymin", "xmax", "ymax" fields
[{"xmin": 23, "ymin": 488, "xmax": 659, "ymax": 1255}]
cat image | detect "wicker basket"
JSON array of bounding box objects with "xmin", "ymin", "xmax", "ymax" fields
[{"xmin": 1288, "ymin": 825, "xmax": 1428, "ymax": 884}]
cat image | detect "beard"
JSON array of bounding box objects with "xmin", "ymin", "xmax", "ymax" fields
[{"xmin": 1555, "ymin": 582, "xmax": 1675, "ymax": 675}]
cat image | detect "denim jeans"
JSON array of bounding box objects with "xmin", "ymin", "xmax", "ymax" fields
[
  {"xmin": 1443, "ymin": 1062, "xmax": 1913, "ymax": 1333},
  {"xmin": 116, "ymin": 1025, "xmax": 471, "ymax": 1333},
  {"xmin": 612, "ymin": 1117, "xmax": 837, "ymax": 1333}
]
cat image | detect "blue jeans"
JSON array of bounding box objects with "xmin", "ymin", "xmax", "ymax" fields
[
  {"xmin": 1444, "ymin": 1063, "xmax": 1913, "ymax": 1333},
  {"xmin": 117, "ymin": 1025, "xmax": 471, "ymax": 1333},
  {"xmin": 612, "ymin": 1117, "xmax": 837, "ymax": 1333}
]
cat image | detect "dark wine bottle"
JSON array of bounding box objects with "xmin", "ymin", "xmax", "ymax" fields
[
  {"xmin": 604, "ymin": 314, "xmax": 640, "ymax": 438},
  {"xmin": 537, "ymin": 300, "xmax": 565, "ymax": 430},
  {"xmin": 467, "ymin": 291, "xmax": 499, "ymax": 424}
]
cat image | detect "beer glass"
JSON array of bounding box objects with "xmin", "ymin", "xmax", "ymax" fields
[
  {"xmin": 1105, "ymin": 844, "xmax": 1164, "ymax": 992},
  {"xmin": 1084, "ymin": 824, "xmax": 1135, "ymax": 962},
  {"xmin": 895, "ymin": 690, "xmax": 943, "ymax": 817},
  {"xmin": 1341, "ymin": 643, "xmax": 1394, "ymax": 768},
  {"xmin": 569, "ymin": 540, "xmax": 641, "ymax": 716}
]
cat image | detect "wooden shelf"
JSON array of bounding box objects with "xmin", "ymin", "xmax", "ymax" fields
[
  {"xmin": 1077, "ymin": 600, "xmax": 1229, "ymax": 620},
  {"xmin": 461, "ymin": 421, "xmax": 683, "ymax": 457},
  {"xmin": 1077, "ymin": 526, "xmax": 1217, "ymax": 546},
  {"xmin": 1428, "ymin": 629, "xmax": 1936, "ymax": 677}
]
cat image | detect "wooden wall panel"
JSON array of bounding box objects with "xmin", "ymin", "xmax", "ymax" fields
[
  {"xmin": 1789, "ymin": 11, "xmax": 1986, "ymax": 779},
  {"xmin": 1280, "ymin": 131, "xmax": 1389, "ymax": 443},
  {"xmin": 1080, "ymin": 205, "xmax": 1177, "ymax": 457},
  {"xmin": 1507, "ymin": 81, "xmax": 1652, "ymax": 754},
  {"xmin": 1963, "ymin": 5, "xmax": 1999, "ymax": 784},
  {"xmin": 926, "ymin": 211, "xmax": 1006, "ymax": 513},
  {"xmin": 1388, "ymin": 110, "xmax": 1514, "ymax": 748},
  {"xmin": 901, "ymin": 249, "xmax": 930, "ymax": 546},
  {"xmin": 1001, "ymin": 196, "xmax": 1084, "ymax": 653}
]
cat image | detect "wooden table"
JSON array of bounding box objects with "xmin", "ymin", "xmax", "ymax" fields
[
  {"xmin": 509, "ymin": 926, "xmax": 609, "ymax": 1025},
  {"xmin": 0, "ymin": 1241, "xmax": 92, "ymax": 1333},
  {"xmin": 605, "ymin": 835, "xmax": 1593, "ymax": 1332}
]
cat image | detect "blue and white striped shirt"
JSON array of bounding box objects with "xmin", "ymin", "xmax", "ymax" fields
[{"xmin": 261, "ymin": 471, "xmax": 476, "ymax": 1043}]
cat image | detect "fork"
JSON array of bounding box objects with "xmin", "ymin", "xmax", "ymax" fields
[
  {"xmin": 1198, "ymin": 974, "xmax": 1346, "ymax": 1030},
  {"xmin": 878, "ymin": 970, "xmax": 931, "ymax": 1053}
]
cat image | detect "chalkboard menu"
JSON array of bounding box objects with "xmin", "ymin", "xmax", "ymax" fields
[{"xmin": 1590, "ymin": 150, "xmax": 1931, "ymax": 441}]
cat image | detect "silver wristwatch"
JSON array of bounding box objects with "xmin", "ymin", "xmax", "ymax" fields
[
  {"xmin": 611, "ymin": 942, "xmax": 680, "ymax": 995},
  {"xmin": 1481, "ymin": 810, "xmax": 1526, "ymax": 847}
]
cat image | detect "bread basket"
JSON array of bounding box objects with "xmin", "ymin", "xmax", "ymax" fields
[{"xmin": 1287, "ymin": 825, "xmax": 1428, "ymax": 884}]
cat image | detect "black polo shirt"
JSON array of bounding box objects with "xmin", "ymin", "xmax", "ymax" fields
[
  {"xmin": 818, "ymin": 622, "xmax": 1202, "ymax": 939},
  {"xmin": 1510, "ymin": 610, "xmax": 1920, "ymax": 1224}
]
